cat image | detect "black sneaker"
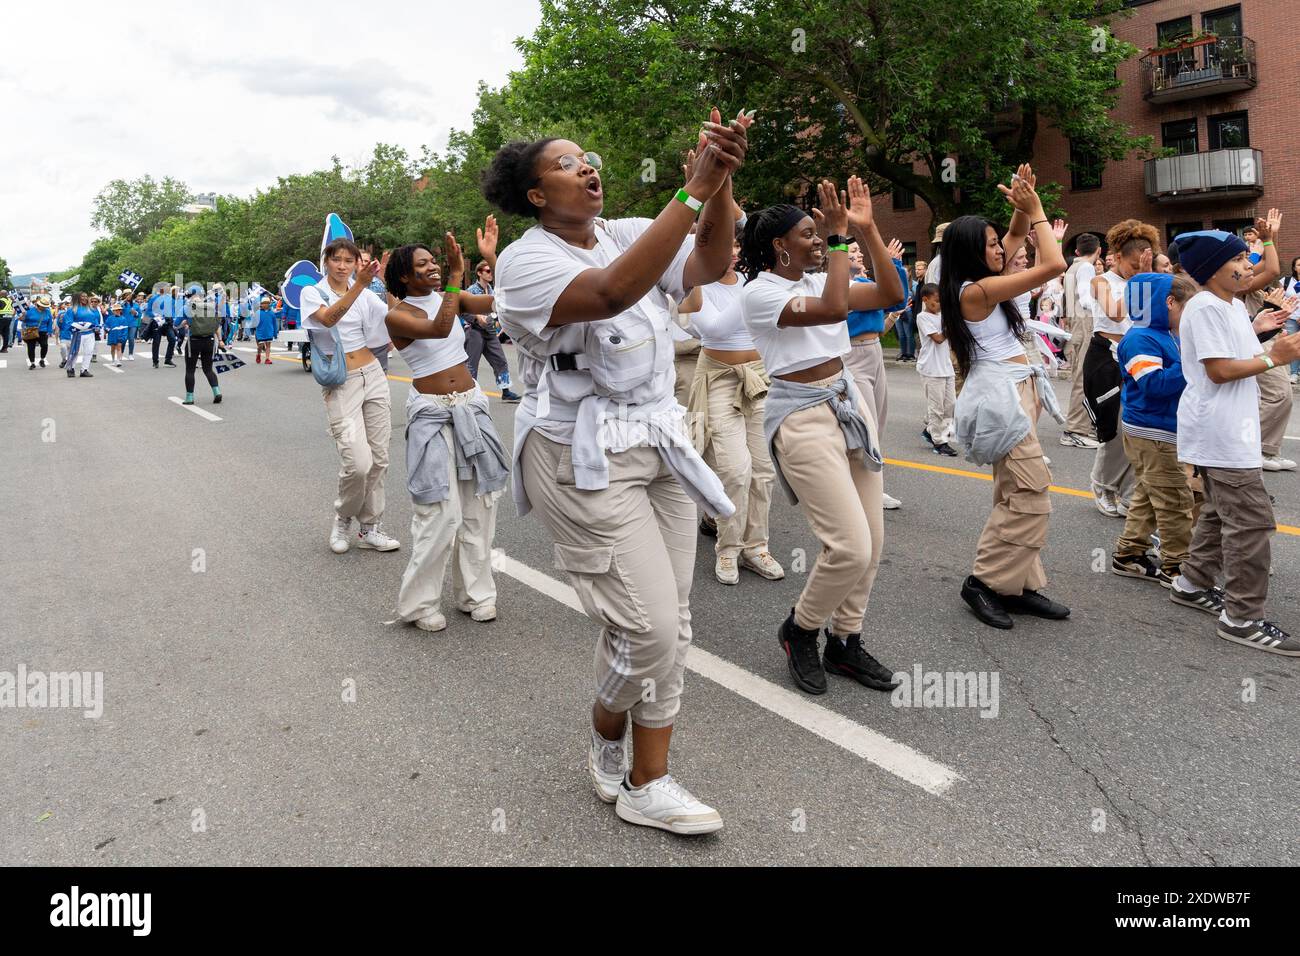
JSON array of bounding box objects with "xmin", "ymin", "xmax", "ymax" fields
[
  {"xmin": 699, "ymin": 516, "xmax": 717, "ymax": 538},
  {"xmin": 1169, "ymin": 581, "xmax": 1224, "ymax": 616},
  {"xmin": 1002, "ymin": 588, "xmax": 1070, "ymax": 620},
  {"xmin": 777, "ymin": 609, "xmax": 826, "ymax": 695},
  {"xmin": 961, "ymin": 575, "xmax": 1012, "ymax": 629},
  {"xmin": 922, "ymin": 429, "xmax": 934, "ymax": 446},
  {"xmin": 213, "ymin": 393, "xmax": 223, "ymax": 404},
  {"xmin": 164, "ymin": 361, "xmax": 177, "ymax": 367},
  {"xmin": 79, "ymin": 370, "xmax": 92, "ymax": 377},
  {"xmin": 823, "ymin": 632, "xmax": 899, "ymax": 691},
  {"xmin": 933, "ymin": 442, "xmax": 958, "ymax": 457},
  {"xmin": 66, "ymin": 368, "xmax": 76, "ymax": 378},
  {"xmin": 1216, "ymin": 619, "xmax": 1300, "ymax": 656},
  {"xmin": 59, "ymin": 359, "xmax": 66, "ymax": 368},
  {"xmin": 500, "ymin": 389, "xmax": 522, "ymax": 403},
  {"xmin": 1111, "ymin": 553, "xmax": 1173, "ymax": 587}
]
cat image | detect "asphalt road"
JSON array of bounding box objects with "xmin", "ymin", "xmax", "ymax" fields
[{"xmin": 2, "ymin": 339, "xmax": 1298, "ymax": 866}]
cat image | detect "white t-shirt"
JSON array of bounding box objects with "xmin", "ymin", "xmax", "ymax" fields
[
  {"xmin": 960, "ymin": 281, "xmax": 1026, "ymax": 363},
  {"xmin": 300, "ymin": 278, "xmax": 390, "ymax": 355},
  {"xmin": 495, "ymin": 218, "xmax": 693, "ymax": 443},
  {"xmin": 1090, "ymin": 270, "xmax": 1132, "ymax": 337},
  {"xmin": 915, "ymin": 309, "xmax": 953, "ymax": 378},
  {"xmin": 1176, "ymin": 291, "xmax": 1263, "ymax": 469},
  {"xmin": 740, "ymin": 272, "xmax": 848, "ymax": 376},
  {"xmin": 688, "ymin": 279, "xmax": 752, "ymax": 350}
]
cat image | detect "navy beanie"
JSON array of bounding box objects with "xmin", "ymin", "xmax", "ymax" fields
[{"xmin": 1173, "ymin": 230, "xmax": 1248, "ymax": 285}]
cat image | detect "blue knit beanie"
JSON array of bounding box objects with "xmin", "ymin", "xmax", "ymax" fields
[{"xmin": 1173, "ymin": 230, "xmax": 1248, "ymax": 285}]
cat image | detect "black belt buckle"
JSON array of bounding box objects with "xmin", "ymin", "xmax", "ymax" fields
[{"xmin": 549, "ymin": 353, "xmax": 580, "ymax": 372}]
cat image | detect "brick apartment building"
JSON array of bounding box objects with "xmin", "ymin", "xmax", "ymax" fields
[{"xmin": 870, "ymin": 0, "xmax": 1299, "ymax": 274}]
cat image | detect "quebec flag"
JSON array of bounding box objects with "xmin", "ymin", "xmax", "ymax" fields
[{"xmin": 119, "ymin": 270, "xmax": 143, "ymax": 288}]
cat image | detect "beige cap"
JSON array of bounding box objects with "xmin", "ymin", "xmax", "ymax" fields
[{"xmin": 933, "ymin": 221, "xmax": 950, "ymax": 244}]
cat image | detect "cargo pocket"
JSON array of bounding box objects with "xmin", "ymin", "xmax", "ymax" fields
[
  {"xmin": 997, "ymin": 452, "xmax": 1052, "ymax": 549},
  {"xmin": 585, "ymin": 314, "xmax": 660, "ymax": 395},
  {"xmin": 553, "ymin": 542, "xmax": 651, "ymax": 633}
]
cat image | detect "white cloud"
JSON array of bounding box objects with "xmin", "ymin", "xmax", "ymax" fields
[{"xmin": 0, "ymin": 0, "xmax": 542, "ymax": 274}]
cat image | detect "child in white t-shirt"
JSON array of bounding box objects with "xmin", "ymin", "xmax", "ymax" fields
[
  {"xmin": 914, "ymin": 283, "xmax": 957, "ymax": 456},
  {"xmin": 1169, "ymin": 229, "xmax": 1300, "ymax": 654}
]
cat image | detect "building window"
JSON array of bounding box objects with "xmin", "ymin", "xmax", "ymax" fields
[
  {"xmin": 1201, "ymin": 6, "xmax": 1243, "ymax": 41},
  {"xmin": 1166, "ymin": 221, "xmax": 1203, "ymax": 247},
  {"xmin": 892, "ymin": 186, "xmax": 915, "ymax": 211},
  {"xmin": 1161, "ymin": 119, "xmax": 1199, "ymax": 155},
  {"xmin": 900, "ymin": 242, "xmax": 917, "ymax": 272},
  {"xmin": 1212, "ymin": 217, "xmax": 1253, "ymax": 237},
  {"xmin": 1208, "ymin": 111, "xmax": 1249, "ymax": 149},
  {"xmin": 1155, "ymin": 16, "xmax": 1195, "ymax": 78},
  {"xmin": 1069, "ymin": 140, "xmax": 1104, "ymax": 190}
]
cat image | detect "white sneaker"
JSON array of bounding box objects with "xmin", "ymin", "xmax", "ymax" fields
[
  {"xmin": 1093, "ymin": 492, "xmax": 1119, "ymax": 518},
  {"xmin": 356, "ymin": 525, "xmax": 401, "ymax": 551},
  {"xmin": 458, "ymin": 603, "xmax": 497, "ymax": 622},
  {"xmin": 1059, "ymin": 431, "xmax": 1100, "ymax": 448},
  {"xmin": 588, "ymin": 728, "xmax": 627, "ymax": 804},
  {"xmin": 882, "ymin": 492, "xmax": 902, "ymax": 510},
  {"xmin": 1263, "ymin": 455, "xmax": 1297, "ymax": 472},
  {"xmin": 127, "ymin": 355, "xmax": 135, "ymax": 361},
  {"xmin": 715, "ymin": 554, "xmax": 739, "ymax": 585},
  {"xmin": 740, "ymin": 549, "xmax": 785, "ymax": 580},
  {"xmin": 615, "ymin": 773, "xmax": 723, "ymax": 835},
  {"xmin": 329, "ymin": 516, "xmax": 352, "ymax": 554},
  {"xmin": 1042, "ymin": 455, "xmax": 1052, "ymax": 466},
  {"xmin": 414, "ymin": 611, "xmax": 447, "ymax": 632}
]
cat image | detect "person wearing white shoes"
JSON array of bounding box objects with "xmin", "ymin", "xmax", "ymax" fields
[
  {"xmin": 913, "ymin": 283, "xmax": 958, "ymax": 456},
  {"xmin": 1168, "ymin": 229, "xmax": 1300, "ymax": 655},
  {"xmin": 1059, "ymin": 233, "xmax": 1102, "ymax": 448},
  {"xmin": 486, "ymin": 115, "xmax": 748, "ymax": 835},
  {"xmin": 740, "ymin": 179, "xmax": 903, "ymax": 697},
  {"xmin": 1083, "ymin": 220, "xmax": 1153, "ymax": 517},
  {"xmin": 385, "ymin": 235, "xmax": 508, "ymax": 634},
  {"xmin": 105, "ymin": 302, "xmax": 129, "ymax": 367},
  {"xmin": 301, "ymin": 238, "xmax": 402, "ymax": 556},
  {"xmin": 678, "ymin": 228, "xmax": 783, "ymax": 586}
]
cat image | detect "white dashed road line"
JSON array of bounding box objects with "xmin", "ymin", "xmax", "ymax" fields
[
  {"xmin": 490, "ymin": 550, "xmax": 963, "ymax": 796},
  {"xmin": 167, "ymin": 396, "xmax": 223, "ymax": 422}
]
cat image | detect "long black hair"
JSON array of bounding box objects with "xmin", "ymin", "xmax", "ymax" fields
[
  {"xmin": 937, "ymin": 215, "xmax": 1024, "ymax": 378},
  {"xmin": 737, "ymin": 204, "xmax": 806, "ymax": 282},
  {"xmin": 384, "ymin": 244, "xmax": 434, "ymax": 300}
]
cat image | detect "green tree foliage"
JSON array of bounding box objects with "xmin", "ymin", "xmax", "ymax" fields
[
  {"xmin": 0, "ymin": 255, "xmax": 11, "ymax": 289},
  {"xmin": 91, "ymin": 176, "xmax": 194, "ymax": 243},
  {"xmin": 59, "ymin": 3, "xmax": 1152, "ymax": 284}
]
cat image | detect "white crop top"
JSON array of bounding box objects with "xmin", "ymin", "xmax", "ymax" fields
[
  {"xmin": 688, "ymin": 279, "xmax": 753, "ymax": 350},
  {"xmin": 960, "ymin": 281, "xmax": 1028, "ymax": 363},
  {"xmin": 1091, "ymin": 270, "xmax": 1132, "ymax": 336},
  {"xmin": 300, "ymin": 278, "xmax": 390, "ymax": 354},
  {"xmin": 740, "ymin": 271, "xmax": 849, "ymax": 376},
  {"xmin": 395, "ymin": 292, "xmax": 470, "ymax": 378}
]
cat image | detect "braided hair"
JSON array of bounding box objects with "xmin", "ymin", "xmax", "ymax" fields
[
  {"xmin": 482, "ymin": 139, "xmax": 559, "ymax": 218},
  {"xmin": 384, "ymin": 244, "xmax": 434, "ymax": 300},
  {"xmin": 737, "ymin": 204, "xmax": 806, "ymax": 282}
]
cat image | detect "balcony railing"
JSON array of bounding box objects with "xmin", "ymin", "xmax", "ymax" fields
[
  {"xmin": 1140, "ymin": 36, "xmax": 1257, "ymax": 103},
  {"xmin": 1144, "ymin": 147, "xmax": 1263, "ymax": 203}
]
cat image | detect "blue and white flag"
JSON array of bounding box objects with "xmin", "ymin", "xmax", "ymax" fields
[{"xmin": 119, "ymin": 270, "xmax": 143, "ymax": 289}]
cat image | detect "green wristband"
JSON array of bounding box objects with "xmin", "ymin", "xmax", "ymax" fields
[
  {"xmin": 828, "ymin": 243, "xmax": 849, "ymax": 253},
  {"xmin": 675, "ymin": 188, "xmax": 704, "ymax": 213},
  {"xmin": 444, "ymin": 285, "xmax": 462, "ymax": 295}
]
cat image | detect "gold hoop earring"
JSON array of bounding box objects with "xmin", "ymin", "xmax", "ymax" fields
[{"xmin": 779, "ymin": 249, "xmax": 790, "ymax": 267}]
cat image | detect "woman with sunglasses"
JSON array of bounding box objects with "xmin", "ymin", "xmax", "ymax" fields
[{"xmin": 485, "ymin": 111, "xmax": 749, "ymax": 835}]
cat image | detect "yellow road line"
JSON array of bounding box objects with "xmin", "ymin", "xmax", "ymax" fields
[{"xmin": 884, "ymin": 456, "xmax": 1300, "ymax": 538}]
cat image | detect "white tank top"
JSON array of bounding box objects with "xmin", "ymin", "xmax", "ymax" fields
[
  {"xmin": 960, "ymin": 281, "xmax": 1027, "ymax": 363},
  {"xmin": 688, "ymin": 279, "xmax": 753, "ymax": 350},
  {"xmin": 1091, "ymin": 270, "xmax": 1132, "ymax": 336},
  {"xmin": 396, "ymin": 292, "xmax": 469, "ymax": 378}
]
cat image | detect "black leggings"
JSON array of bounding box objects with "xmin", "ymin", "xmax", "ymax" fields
[
  {"xmin": 1082, "ymin": 333, "xmax": 1122, "ymax": 444},
  {"xmin": 26, "ymin": 332, "xmax": 49, "ymax": 362},
  {"xmin": 184, "ymin": 334, "xmax": 219, "ymax": 391}
]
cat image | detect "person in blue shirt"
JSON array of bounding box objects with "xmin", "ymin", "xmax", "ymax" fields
[
  {"xmin": 254, "ymin": 296, "xmax": 279, "ymax": 364},
  {"xmin": 20, "ymin": 295, "xmax": 55, "ymax": 368},
  {"xmin": 147, "ymin": 286, "xmax": 178, "ymax": 367},
  {"xmin": 105, "ymin": 301, "xmax": 130, "ymax": 367},
  {"xmin": 1110, "ymin": 272, "xmax": 1199, "ymax": 585},
  {"xmin": 64, "ymin": 293, "xmax": 101, "ymax": 378},
  {"xmin": 842, "ymin": 240, "xmax": 910, "ymax": 510},
  {"xmin": 121, "ymin": 291, "xmax": 141, "ymax": 360}
]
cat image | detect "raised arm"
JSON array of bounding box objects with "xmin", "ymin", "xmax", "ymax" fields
[
  {"xmin": 1244, "ymin": 209, "xmax": 1282, "ymax": 293},
  {"xmin": 775, "ymin": 179, "xmax": 851, "ymax": 328},
  {"xmin": 475, "ymin": 215, "xmax": 499, "ymax": 272},
  {"xmin": 548, "ymin": 109, "xmax": 748, "ymax": 327}
]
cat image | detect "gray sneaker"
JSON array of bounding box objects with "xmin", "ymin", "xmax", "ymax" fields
[
  {"xmin": 1169, "ymin": 580, "xmax": 1225, "ymax": 615},
  {"xmin": 1216, "ymin": 619, "xmax": 1300, "ymax": 657},
  {"xmin": 588, "ymin": 727, "xmax": 627, "ymax": 804}
]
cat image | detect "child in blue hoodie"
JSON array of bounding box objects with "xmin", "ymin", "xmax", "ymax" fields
[{"xmin": 1111, "ymin": 272, "xmax": 1200, "ymax": 585}]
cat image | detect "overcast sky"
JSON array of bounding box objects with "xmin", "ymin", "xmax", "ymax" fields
[{"xmin": 1, "ymin": 0, "xmax": 542, "ymax": 275}]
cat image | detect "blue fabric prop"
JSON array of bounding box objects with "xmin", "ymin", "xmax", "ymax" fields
[{"xmin": 213, "ymin": 348, "xmax": 246, "ymax": 375}]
